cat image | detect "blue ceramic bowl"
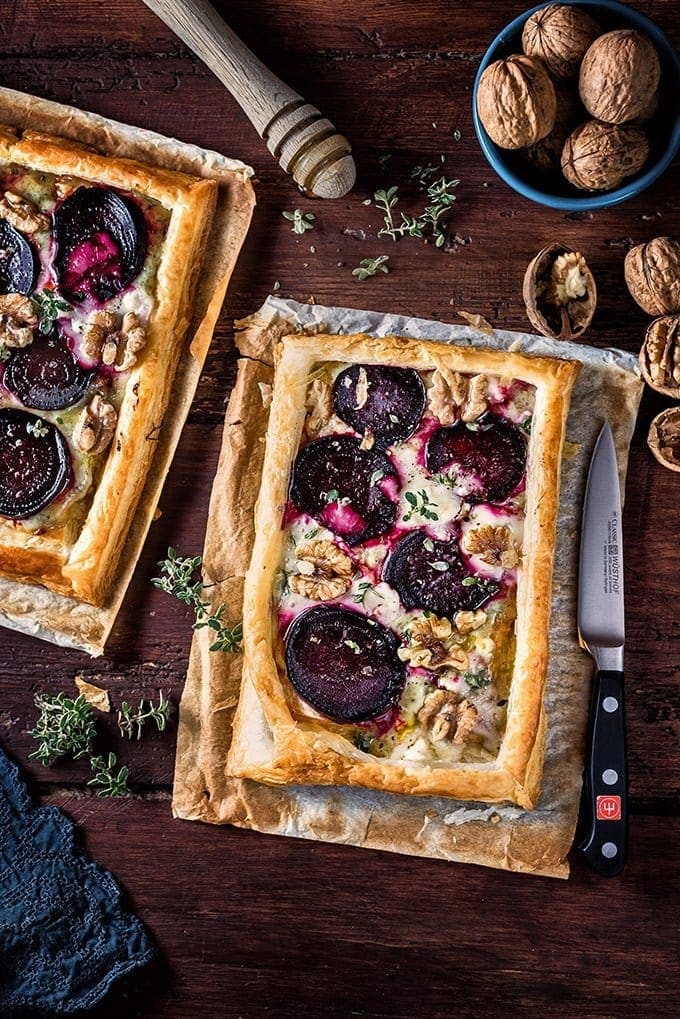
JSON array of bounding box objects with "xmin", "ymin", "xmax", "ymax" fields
[{"xmin": 472, "ymin": 0, "xmax": 680, "ymax": 210}]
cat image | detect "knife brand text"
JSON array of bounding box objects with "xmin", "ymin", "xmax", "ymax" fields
[{"xmin": 604, "ymin": 513, "xmax": 621, "ymax": 596}]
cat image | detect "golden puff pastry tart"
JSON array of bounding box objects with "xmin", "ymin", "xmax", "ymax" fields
[
  {"xmin": 228, "ymin": 331, "xmax": 580, "ymax": 807},
  {"xmin": 0, "ymin": 124, "xmax": 217, "ymax": 606}
]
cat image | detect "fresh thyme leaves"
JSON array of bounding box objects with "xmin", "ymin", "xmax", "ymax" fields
[
  {"xmin": 152, "ymin": 548, "xmax": 242, "ymax": 653},
  {"xmin": 282, "ymin": 208, "xmax": 315, "ymax": 234},
  {"xmin": 117, "ymin": 692, "xmax": 173, "ymax": 741},
  {"xmin": 323, "ymin": 488, "xmax": 340, "ymax": 503},
  {"xmin": 87, "ymin": 753, "xmax": 130, "ymax": 797},
  {"xmin": 463, "ymin": 670, "xmax": 492, "ymax": 691},
  {"xmin": 29, "ymin": 693, "xmax": 97, "ymax": 767},
  {"xmin": 409, "ymin": 157, "xmax": 445, "ymax": 188},
  {"xmin": 433, "ymin": 471, "xmax": 456, "ymax": 487},
  {"xmin": 520, "ymin": 416, "xmax": 533, "ymax": 435},
  {"xmin": 461, "ymin": 575, "xmax": 500, "ymax": 598},
  {"xmin": 375, "ymin": 187, "xmax": 423, "ymax": 242},
  {"xmin": 32, "ymin": 290, "xmax": 71, "ymax": 334},
  {"xmin": 403, "ymin": 489, "xmax": 439, "ymax": 522},
  {"xmin": 353, "ymin": 731, "xmax": 374, "ymax": 752},
  {"xmin": 352, "ymin": 255, "xmax": 390, "ymax": 280},
  {"xmin": 353, "ymin": 580, "xmax": 373, "ymax": 606},
  {"xmin": 378, "ymin": 152, "xmax": 392, "ymax": 174},
  {"xmin": 0, "ymin": 344, "xmax": 9, "ymax": 362},
  {"xmin": 428, "ymin": 560, "xmax": 449, "ymax": 572},
  {"xmin": 304, "ymin": 526, "xmax": 321, "ymax": 540},
  {"xmin": 26, "ymin": 419, "xmax": 49, "ymax": 438},
  {"xmin": 419, "ymin": 176, "xmax": 460, "ymax": 248},
  {"xmin": 374, "ymin": 175, "xmax": 459, "ymax": 248}
]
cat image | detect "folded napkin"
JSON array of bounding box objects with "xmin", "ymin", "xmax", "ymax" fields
[{"xmin": 0, "ymin": 747, "xmax": 154, "ymax": 1015}]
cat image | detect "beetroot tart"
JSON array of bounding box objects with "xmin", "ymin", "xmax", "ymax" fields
[
  {"xmin": 0, "ymin": 124, "xmax": 217, "ymax": 605},
  {"xmin": 228, "ymin": 332, "xmax": 580, "ymax": 808}
]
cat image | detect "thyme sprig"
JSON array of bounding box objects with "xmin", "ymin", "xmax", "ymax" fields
[
  {"xmin": 117, "ymin": 692, "xmax": 173, "ymax": 741},
  {"xmin": 403, "ymin": 489, "xmax": 439, "ymax": 523},
  {"xmin": 282, "ymin": 208, "xmax": 315, "ymax": 234},
  {"xmin": 32, "ymin": 290, "xmax": 71, "ymax": 334},
  {"xmin": 87, "ymin": 753, "xmax": 130, "ymax": 797},
  {"xmin": 152, "ymin": 547, "xmax": 242, "ymax": 653},
  {"xmin": 352, "ymin": 255, "xmax": 390, "ymax": 281},
  {"xmin": 29, "ymin": 692, "xmax": 97, "ymax": 767},
  {"xmin": 374, "ymin": 175, "xmax": 460, "ymax": 248}
]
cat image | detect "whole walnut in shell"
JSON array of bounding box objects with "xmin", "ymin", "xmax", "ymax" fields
[
  {"xmin": 561, "ymin": 120, "xmax": 649, "ymax": 191},
  {"xmin": 525, "ymin": 83, "xmax": 582, "ymax": 172},
  {"xmin": 522, "ymin": 4, "xmax": 601, "ymax": 80},
  {"xmin": 639, "ymin": 316, "xmax": 680, "ymax": 397},
  {"xmin": 523, "ymin": 242, "xmax": 596, "ymax": 341},
  {"xmin": 476, "ymin": 54, "xmax": 557, "ymax": 150},
  {"xmin": 579, "ymin": 30, "xmax": 660, "ymax": 124},
  {"xmin": 624, "ymin": 237, "xmax": 680, "ymax": 316},
  {"xmin": 647, "ymin": 407, "xmax": 680, "ymax": 473}
]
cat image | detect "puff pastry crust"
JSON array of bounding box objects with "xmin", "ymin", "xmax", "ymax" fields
[
  {"xmin": 0, "ymin": 125, "xmax": 217, "ymax": 605},
  {"xmin": 229, "ymin": 332, "xmax": 580, "ymax": 807}
]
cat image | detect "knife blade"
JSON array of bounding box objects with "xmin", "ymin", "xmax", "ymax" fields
[{"xmin": 577, "ymin": 422, "xmax": 627, "ymax": 876}]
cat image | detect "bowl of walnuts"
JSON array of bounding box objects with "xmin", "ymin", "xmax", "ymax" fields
[{"xmin": 472, "ymin": 0, "xmax": 680, "ymax": 209}]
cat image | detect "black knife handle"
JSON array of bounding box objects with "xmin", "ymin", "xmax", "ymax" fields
[{"xmin": 579, "ymin": 669, "xmax": 628, "ymax": 877}]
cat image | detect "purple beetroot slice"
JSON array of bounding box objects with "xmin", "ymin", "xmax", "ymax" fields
[
  {"xmin": 383, "ymin": 530, "xmax": 498, "ymax": 617},
  {"xmin": 3, "ymin": 329, "xmax": 95, "ymax": 410},
  {"xmin": 53, "ymin": 187, "xmax": 146, "ymax": 304},
  {"xmin": 0, "ymin": 408, "xmax": 71, "ymax": 519},
  {"xmin": 0, "ymin": 220, "xmax": 38, "ymax": 295},
  {"xmin": 290, "ymin": 434, "xmax": 399, "ymax": 545},
  {"xmin": 285, "ymin": 604, "xmax": 406, "ymax": 723},
  {"xmin": 425, "ymin": 413, "xmax": 526, "ymax": 504},
  {"xmin": 332, "ymin": 364, "xmax": 426, "ymax": 447}
]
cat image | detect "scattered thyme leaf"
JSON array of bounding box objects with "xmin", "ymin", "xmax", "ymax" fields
[
  {"xmin": 403, "ymin": 489, "xmax": 439, "ymax": 523},
  {"xmin": 378, "ymin": 152, "xmax": 392, "ymax": 174},
  {"xmin": 463, "ymin": 670, "xmax": 492, "ymax": 691},
  {"xmin": 461, "ymin": 575, "xmax": 500, "ymax": 597},
  {"xmin": 520, "ymin": 416, "xmax": 533, "ymax": 435},
  {"xmin": 353, "ymin": 581, "xmax": 373, "ymax": 607},
  {"xmin": 29, "ymin": 692, "xmax": 97, "ymax": 767},
  {"xmin": 26, "ymin": 418, "xmax": 48, "ymax": 438},
  {"xmin": 0, "ymin": 344, "xmax": 9, "ymax": 362},
  {"xmin": 282, "ymin": 208, "xmax": 315, "ymax": 234},
  {"xmin": 352, "ymin": 255, "xmax": 390, "ymax": 281},
  {"xmin": 32, "ymin": 290, "xmax": 71, "ymax": 334},
  {"xmin": 87, "ymin": 753, "xmax": 130, "ymax": 798},
  {"xmin": 117, "ymin": 692, "xmax": 173, "ymax": 741},
  {"xmin": 428, "ymin": 560, "xmax": 449, "ymax": 572},
  {"xmin": 152, "ymin": 547, "xmax": 242, "ymax": 653}
]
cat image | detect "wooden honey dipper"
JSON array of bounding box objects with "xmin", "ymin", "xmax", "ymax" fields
[{"xmin": 142, "ymin": 0, "xmax": 356, "ymax": 198}]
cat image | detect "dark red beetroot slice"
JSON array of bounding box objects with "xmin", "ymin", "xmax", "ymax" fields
[
  {"xmin": 53, "ymin": 187, "xmax": 146, "ymax": 303},
  {"xmin": 425, "ymin": 413, "xmax": 526, "ymax": 504},
  {"xmin": 290, "ymin": 434, "xmax": 399, "ymax": 545},
  {"xmin": 0, "ymin": 220, "xmax": 38, "ymax": 295},
  {"xmin": 0, "ymin": 408, "xmax": 71, "ymax": 519},
  {"xmin": 3, "ymin": 329, "xmax": 94, "ymax": 410},
  {"xmin": 383, "ymin": 530, "xmax": 498, "ymax": 617},
  {"xmin": 333, "ymin": 364, "xmax": 426, "ymax": 447},
  {"xmin": 285, "ymin": 605, "xmax": 406, "ymax": 723}
]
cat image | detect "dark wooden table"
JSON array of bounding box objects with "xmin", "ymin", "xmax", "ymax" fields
[{"xmin": 2, "ymin": 2, "xmax": 679, "ymax": 1015}]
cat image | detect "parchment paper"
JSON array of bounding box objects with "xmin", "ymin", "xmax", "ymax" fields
[
  {"xmin": 173, "ymin": 297, "xmax": 643, "ymax": 877},
  {"xmin": 0, "ymin": 87, "xmax": 255, "ymax": 655}
]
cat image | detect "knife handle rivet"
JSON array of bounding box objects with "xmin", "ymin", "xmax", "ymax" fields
[
  {"xmin": 603, "ymin": 697, "xmax": 619, "ymax": 713},
  {"xmin": 601, "ymin": 842, "xmax": 618, "ymax": 859},
  {"xmin": 602, "ymin": 769, "xmax": 619, "ymax": 785}
]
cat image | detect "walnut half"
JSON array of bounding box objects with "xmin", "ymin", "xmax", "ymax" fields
[
  {"xmin": 0, "ymin": 293, "xmax": 37, "ymax": 348},
  {"xmin": 74, "ymin": 395, "xmax": 117, "ymax": 455},
  {"xmin": 290, "ymin": 539, "xmax": 353, "ymax": 601},
  {"xmin": 647, "ymin": 407, "xmax": 680, "ymax": 474},
  {"xmin": 0, "ymin": 191, "xmax": 49, "ymax": 234},
  {"xmin": 81, "ymin": 310, "xmax": 147, "ymax": 371},
  {"xmin": 428, "ymin": 368, "xmax": 488, "ymax": 425},
  {"xmin": 398, "ymin": 615, "xmax": 468, "ymax": 672},
  {"xmin": 639, "ymin": 316, "xmax": 680, "ymax": 398},
  {"xmin": 418, "ymin": 690, "xmax": 478, "ymax": 744},
  {"xmin": 464, "ymin": 524, "xmax": 519, "ymax": 569}
]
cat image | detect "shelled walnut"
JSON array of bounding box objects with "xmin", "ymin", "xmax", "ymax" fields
[
  {"xmin": 579, "ymin": 29, "xmax": 660, "ymax": 125},
  {"xmin": 81, "ymin": 309, "xmax": 147, "ymax": 371},
  {"xmin": 522, "ymin": 4, "xmax": 600, "ymax": 80},
  {"xmin": 561, "ymin": 120, "xmax": 649, "ymax": 192},
  {"xmin": 647, "ymin": 407, "xmax": 680, "ymax": 473},
  {"xmin": 624, "ymin": 237, "xmax": 680, "ymax": 317},
  {"xmin": 639, "ymin": 317, "xmax": 680, "ymax": 397},
  {"xmin": 476, "ymin": 54, "xmax": 557, "ymax": 150},
  {"xmin": 523, "ymin": 243, "xmax": 596, "ymax": 341},
  {"xmin": 0, "ymin": 293, "xmax": 37, "ymax": 348},
  {"xmin": 74, "ymin": 394, "xmax": 117, "ymax": 455},
  {"xmin": 304, "ymin": 377, "xmax": 333, "ymax": 437},
  {"xmin": 428, "ymin": 369, "xmax": 487, "ymax": 424},
  {"xmin": 397, "ymin": 615, "xmax": 468, "ymax": 672},
  {"xmin": 290, "ymin": 540, "xmax": 353, "ymax": 601},
  {"xmin": 464, "ymin": 524, "xmax": 519, "ymax": 569},
  {"xmin": 418, "ymin": 690, "xmax": 478, "ymax": 744},
  {"xmin": 0, "ymin": 191, "xmax": 49, "ymax": 233}
]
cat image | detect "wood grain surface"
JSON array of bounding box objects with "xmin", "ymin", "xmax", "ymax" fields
[{"xmin": 1, "ymin": 2, "xmax": 678, "ymax": 1016}]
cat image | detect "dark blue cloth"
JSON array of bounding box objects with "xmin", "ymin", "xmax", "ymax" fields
[{"xmin": 0, "ymin": 747, "xmax": 154, "ymax": 1014}]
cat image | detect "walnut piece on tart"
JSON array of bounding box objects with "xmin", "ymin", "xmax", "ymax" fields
[
  {"xmin": 81, "ymin": 309, "xmax": 147, "ymax": 371},
  {"xmin": 464, "ymin": 524, "xmax": 520, "ymax": 569},
  {"xmin": 398, "ymin": 614, "xmax": 468, "ymax": 672},
  {"xmin": 290, "ymin": 539, "xmax": 353, "ymax": 600},
  {"xmin": 418, "ymin": 689, "xmax": 478, "ymax": 744},
  {"xmin": 428, "ymin": 368, "xmax": 488, "ymax": 424},
  {"xmin": 304, "ymin": 377, "xmax": 333, "ymax": 437},
  {"xmin": 0, "ymin": 191, "xmax": 49, "ymax": 233},
  {"xmin": 0, "ymin": 293, "xmax": 37, "ymax": 348},
  {"xmin": 74, "ymin": 394, "xmax": 118, "ymax": 455}
]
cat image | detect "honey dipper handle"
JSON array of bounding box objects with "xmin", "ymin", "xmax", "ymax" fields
[{"xmin": 142, "ymin": 0, "xmax": 356, "ymax": 198}]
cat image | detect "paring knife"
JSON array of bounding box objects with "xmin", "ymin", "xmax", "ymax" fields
[{"xmin": 577, "ymin": 422, "xmax": 628, "ymax": 877}]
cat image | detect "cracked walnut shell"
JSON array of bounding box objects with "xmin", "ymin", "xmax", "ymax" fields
[
  {"xmin": 476, "ymin": 54, "xmax": 557, "ymax": 150},
  {"xmin": 579, "ymin": 30, "xmax": 660, "ymax": 125},
  {"xmin": 522, "ymin": 4, "xmax": 601, "ymax": 80},
  {"xmin": 523, "ymin": 243, "xmax": 596, "ymax": 341},
  {"xmin": 561, "ymin": 120, "xmax": 649, "ymax": 192},
  {"xmin": 624, "ymin": 237, "xmax": 680, "ymax": 317},
  {"xmin": 290, "ymin": 540, "xmax": 353, "ymax": 601},
  {"xmin": 647, "ymin": 407, "xmax": 680, "ymax": 473},
  {"xmin": 639, "ymin": 317, "xmax": 680, "ymax": 397}
]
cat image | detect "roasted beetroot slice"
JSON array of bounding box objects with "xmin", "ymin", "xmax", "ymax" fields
[
  {"xmin": 53, "ymin": 187, "xmax": 146, "ymax": 303},
  {"xmin": 383, "ymin": 530, "xmax": 497, "ymax": 617},
  {"xmin": 425, "ymin": 414, "xmax": 526, "ymax": 504},
  {"xmin": 333, "ymin": 364, "xmax": 425, "ymax": 446},
  {"xmin": 0, "ymin": 220, "xmax": 38, "ymax": 295},
  {"xmin": 0, "ymin": 408, "xmax": 71, "ymax": 519},
  {"xmin": 285, "ymin": 605, "xmax": 405, "ymax": 723},
  {"xmin": 3, "ymin": 330, "xmax": 94, "ymax": 410},
  {"xmin": 290, "ymin": 434, "xmax": 399, "ymax": 545}
]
